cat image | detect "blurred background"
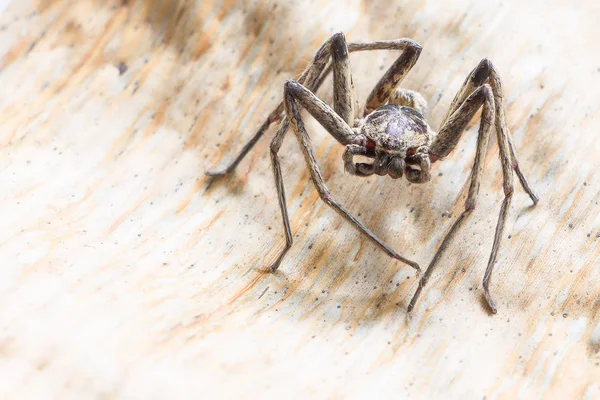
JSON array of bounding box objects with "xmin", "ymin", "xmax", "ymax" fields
[{"xmin": 0, "ymin": 0, "xmax": 599, "ymax": 398}]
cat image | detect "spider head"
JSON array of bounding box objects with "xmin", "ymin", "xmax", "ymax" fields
[
  {"xmin": 371, "ymin": 145, "xmax": 432, "ymax": 183},
  {"xmin": 351, "ymin": 105, "xmax": 434, "ymax": 182},
  {"xmin": 355, "ymin": 104, "xmax": 433, "ymax": 183}
]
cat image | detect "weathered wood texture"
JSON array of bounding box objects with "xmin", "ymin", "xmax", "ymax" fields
[{"xmin": 1, "ymin": 0, "xmax": 599, "ymax": 398}]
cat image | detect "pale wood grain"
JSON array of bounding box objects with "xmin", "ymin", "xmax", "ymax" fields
[{"xmin": 0, "ymin": 0, "xmax": 599, "ymax": 398}]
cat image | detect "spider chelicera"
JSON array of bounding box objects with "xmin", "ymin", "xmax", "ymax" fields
[{"xmin": 206, "ymin": 32, "xmax": 538, "ymax": 314}]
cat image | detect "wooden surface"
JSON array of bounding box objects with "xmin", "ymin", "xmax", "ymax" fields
[{"xmin": 1, "ymin": 0, "xmax": 599, "ymax": 398}]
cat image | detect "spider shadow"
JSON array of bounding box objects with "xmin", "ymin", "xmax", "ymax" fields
[
  {"xmin": 37, "ymin": 0, "xmax": 208, "ymax": 54},
  {"xmin": 264, "ymin": 259, "xmax": 419, "ymax": 329},
  {"xmin": 245, "ymin": 214, "xmax": 439, "ymax": 328}
]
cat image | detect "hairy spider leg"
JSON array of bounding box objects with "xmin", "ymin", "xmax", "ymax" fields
[
  {"xmin": 276, "ymin": 79, "xmax": 420, "ymax": 272},
  {"xmin": 205, "ymin": 34, "xmax": 337, "ymax": 177},
  {"xmin": 266, "ymin": 33, "xmax": 423, "ymax": 272},
  {"xmin": 409, "ymin": 59, "xmax": 538, "ymax": 314},
  {"xmin": 363, "ymin": 42, "xmax": 421, "ymax": 114},
  {"xmin": 408, "ymin": 84, "xmax": 495, "ymax": 313},
  {"xmin": 207, "ymin": 36, "xmax": 423, "ymax": 176},
  {"xmin": 266, "ymin": 32, "xmax": 358, "ymax": 271}
]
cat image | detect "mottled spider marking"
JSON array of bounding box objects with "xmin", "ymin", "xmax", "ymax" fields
[{"xmin": 360, "ymin": 105, "xmax": 433, "ymax": 155}]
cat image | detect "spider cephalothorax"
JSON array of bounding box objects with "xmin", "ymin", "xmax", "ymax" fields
[
  {"xmin": 207, "ymin": 32, "xmax": 538, "ymax": 314},
  {"xmin": 348, "ymin": 104, "xmax": 433, "ymax": 182}
]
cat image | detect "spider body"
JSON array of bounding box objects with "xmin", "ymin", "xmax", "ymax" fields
[
  {"xmin": 353, "ymin": 104, "xmax": 433, "ymax": 181},
  {"xmin": 207, "ymin": 32, "xmax": 538, "ymax": 314}
]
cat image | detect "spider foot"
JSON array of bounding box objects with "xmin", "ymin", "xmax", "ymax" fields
[
  {"xmin": 531, "ymin": 195, "xmax": 540, "ymax": 206},
  {"xmin": 409, "ymin": 261, "xmax": 421, "ymax": 273},
  {"xmin": 483, "ymin": 286, "xmax": 498, "ymax": 314},
  {"xmin": 514, "ymin": 165, "xmax": 540, "ymax": 206},
  {"xmin": 262, "ymin": 249, "xmax": 290, "ymax": 273},
  {"xmin": 395, "ymin": 255, "xmax": 420, "ymax": 273},
  {"xmin": 406, "ymin": 274, "xmax": 427, "ymax": 313},
  {"xmin": 204, "ymin": 168, "xmax": 229, "ymax": 177}
]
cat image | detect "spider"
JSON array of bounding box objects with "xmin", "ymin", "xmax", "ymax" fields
[{"xmin": 206, "ymin": 32, "xmax": 538, "ymax": 314}]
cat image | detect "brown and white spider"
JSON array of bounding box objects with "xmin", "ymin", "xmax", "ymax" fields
[{"xmin": 206, "ymin": 33, "xmax": 538, "ymax": 314}]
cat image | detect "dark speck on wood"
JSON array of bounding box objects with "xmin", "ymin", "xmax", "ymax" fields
[{"xmin": 117, "ymin": 62, "xmax": 128, "ymax": 75}]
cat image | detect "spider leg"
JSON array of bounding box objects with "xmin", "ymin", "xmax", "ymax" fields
[
  {"xmin": 264, "ymin": 33, "xmax": 363, "ymax": 271},
  {"xmin": 206, "ymin": 36, "xmax": 332, "ymax": 177},
  {"xmin": 267, "ymin": 79, "xmax": 420, "ymax": 272},
  {"xmin": 358, "ymin": 41, "xmax": 422, "ymax": 114},
  {"xmin": 343, "ymin": 144, "xmax": 375, "ymax": 177},
  {"xmin": 440, "ymin": 59, "xmax": 538, "ymax": 204},
  {"xmin": 388, "ymin": 89, "xmax": 428, "ymax": 115},
  {"xmin": 207, "ymin": 36, "xmax": 424, "ymax": 176},
  {"xmin": 205, "ymin": 106, "xmax": 284, "ymax": 177},
  {"xmin": 483, "ymin": 62, "xmax": 537, "ymax": 313},
  {"xmin": 268, "ymin": 118, "xmax": 293, "ymax": 270},
  {"xmin": 487, "ymin": 61, "xmax": 539, "ymax": 205},
  {"xmin": 411, "ymin": 60, "xmax": 540, "ymax": 314},
  {"xmin": 439, "ymin": 59, "xmax": 492, "ymax": 128},
  {"xmin": 206, "ymin": 33, "xmax": 352, "ymax": 177},
  {"xmin": 331, "ymin": 33, "xmax": 357, "ymax": 125},
  {"xmin": 408, "ymin": 84, "xmax": 495, "ymax": 313},
  {"xmin": 268, "ymin": 88, "xmax": 362, "ymax": 270},
  {"xmin": 266, "ymin": 55, "xmax": 352, "ymax": 269}
]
